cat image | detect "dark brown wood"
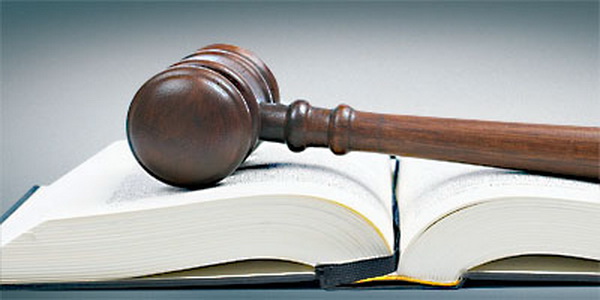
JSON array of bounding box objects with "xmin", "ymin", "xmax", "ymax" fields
[
  {"xmin": 127, "ymin": 44, "xmax": 278, "ymax": 188},
  {"xmin": 127, "ymin": 44, "xmax": 600, "ymax": 188},
  {"xmin": 260, "ymin": 101, "xmax": 599, "ymax": 180}
]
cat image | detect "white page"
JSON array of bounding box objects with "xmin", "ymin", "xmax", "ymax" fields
[
  {"xmin": 396, "ymin": 157, "xmax": 600, "ymax": 256},
  {"xmin": 2, "ymin": 141, "xmax": 395, "ymax": 251}
]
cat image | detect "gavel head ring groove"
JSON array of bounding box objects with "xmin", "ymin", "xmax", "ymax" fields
[{"xmin": 126, "ymin": 44, "xmax": 280, "ymax": 188}]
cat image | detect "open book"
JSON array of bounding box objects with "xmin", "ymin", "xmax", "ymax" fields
[{"xmin": 1, "ymin": 141, "xmax": 599, "ymax": 288}]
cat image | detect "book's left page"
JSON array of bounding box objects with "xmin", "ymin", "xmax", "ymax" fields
[{"xmin": 1, "ymin": 140, "xmax": 396, "ymax": 285}]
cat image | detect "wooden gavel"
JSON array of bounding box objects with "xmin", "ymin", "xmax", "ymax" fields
[{"xmin": 126, "ymin": 44, "xmax": 599, "ymax": 188}]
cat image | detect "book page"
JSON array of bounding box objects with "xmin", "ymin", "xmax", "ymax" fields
[
  {"xmin": 3, "ymin": 141, "xmax": 395, "ymax": 250},
  {"xmin": 108, "ymin": 142, "xmax": 395, "ymax": 245},
  {"xmin": 396, "ymin": 157, "xmax": 600, "ymax": 256},
  {"xmin": 109, "ymin": 142, "xmax": 393, "ymax": 218}
]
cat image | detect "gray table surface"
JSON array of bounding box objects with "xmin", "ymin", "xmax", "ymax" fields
[{"xmin": 1, "ymin": 1, "xmax": 598, "ymax": 299}]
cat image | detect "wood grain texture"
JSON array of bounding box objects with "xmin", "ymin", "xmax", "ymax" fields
[
  {"xmin": 127, "ymin": 44, "xmax": 278, "ymax": 188},
  {"xmin": 128, "ymin": 44, "xmax": 599, "ymax": 187},
  {"xmin": 260, "ymin": 101, "xmax": 599, "ymax": 181}
]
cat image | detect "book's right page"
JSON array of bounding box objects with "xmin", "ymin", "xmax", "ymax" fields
[
  {"xmin": 396, "ymin": 158, "xmax": 599, "ymax": 255},
  {"xmin": 391, "ymin": 157, "xmax": 599, "ymax": 285}
]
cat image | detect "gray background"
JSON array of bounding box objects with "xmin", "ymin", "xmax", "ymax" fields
[{"xmin": 1, "ymin": 1, "xmax": 598, "ymax": 299}]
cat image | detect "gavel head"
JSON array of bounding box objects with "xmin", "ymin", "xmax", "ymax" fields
[{"xmin": 126, "ymin": 44, "xmax": 279, "ymax": 188}]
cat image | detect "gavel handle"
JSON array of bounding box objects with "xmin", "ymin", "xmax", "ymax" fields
[{"xmin": 260, "ymin": 100, "xmax": 600, "ymax": 181}]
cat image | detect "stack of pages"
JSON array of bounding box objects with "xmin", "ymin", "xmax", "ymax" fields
[{"xmin": 1, "ymin": 141, "xmax": 598, "ymax": 288}]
